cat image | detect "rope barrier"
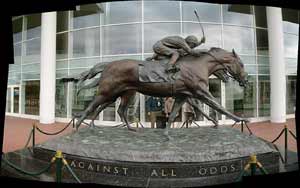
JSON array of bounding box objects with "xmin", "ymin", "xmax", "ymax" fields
[
  {"xmin": 34, "ymin": 121, "xmax": 71, "ymax": 136},
  {"xmin": 236, "ymin": 155, "xmax": 268, "ymax": 182},
  {"xmin": 1, "ymin": 150, "xmax": 82, "ymax": 183},
  {"xmin": 231, "ymin": 120, "xmax": 253, "ymax": 135},
  {"xmin": 1, "ymin": 156, "xmax": 54, "ymax": 176},
  {"xmin": 24, "ymin": 128, "xmax": 34, "ymax": 148},
  {"xmin": 271, "ymin": 124, "xmax": 297, "ymax": 164}
]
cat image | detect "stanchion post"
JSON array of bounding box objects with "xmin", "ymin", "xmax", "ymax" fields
[
  {"xmin": 32, "ymin": 123, "xmax": 36, "ymax": 148},
  {"xmin": 55, "ymin": 150, "xmax": 63, "ymax": 183},
  {"xmin": 249, "ymin": 155, "xmax": 257, "ymax": 176},
  {"xmin": 284, "ymin": 124, "xmax": 288, "ymax": 163}
]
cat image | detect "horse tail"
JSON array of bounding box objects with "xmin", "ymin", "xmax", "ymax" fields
[{"xmin": 77, "ymin": 76, "xmax": 101, "ymax": 96}]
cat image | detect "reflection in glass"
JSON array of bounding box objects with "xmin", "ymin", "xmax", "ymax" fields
[
  {"xmin": 72, "ymin": 4, "xmax": 101, "ymax": 29},
  {"xmin": 13, "ymin": 87, "xmax": 20, "ymax": 113},
  {"xmin": 103, "ymin": 1, "xmax": 141, "ymax": 24},
  {"xmin": 13, "ymin": 17, "xmax": 23, "ymax": 43},
  {"xmin": 56, "ymin": 60, "xmax": 68, "ymax": 70},
  {"xmin": 286, "ymin": 76, "xmax": 297, "ymax": 114},
  {"xmin": 285, "ymin": 58, "xmax": 298, "ymax": 75},
  {"xmin": 103, "ymin": 102, "xmax": 116, "ymax": 121},
  {"xmin": 223, "ymin": 26, "xmax": 255, "ymax": 55},
  {"xmin": 240, "ymin": 55, "xmax": 256, "ymax": 65},
  {"xmin": 256, "ymin": 29, "xmax": 269, "ymax": 55},
  {"xmin": 254, "ymin": 6, "xmax": 267, "ymax": 28},
  {"xmin": 57, "ymin": 11, "xmax": 69, "ymax": 32},
  {"xmin": 223, "ymin": 4, "xmax": 253, "ymax": 26},
  {"xmin": 71, "ymin": 28, "xmax": 100, "ymax": 57},
  {"xmin": 72, "ymin": 83, "xmax": 98, "ymax": 120},
  {"xmin": 103, "ymin": 24, "xmax": 142, "ymax": 55},
  {"xmin": 14, "ymin": 44, "xmax": 22, "ymax": 66},
  {"xmin": 25, "ymin": 80, "xmax": 40, "ymax": 115},
  {"xmin": 182, "ymin": 2, "xmax": 221, "ymax": 23},
  {"xmin": 284, "ymin": 34, "xmax": 298, "ymax": 58},
  {"xmin": 23, "ymin": 38, "xmax": 41, "ymax": 64},
  {"xmin": 26, "ymin": 14, "xmax": 41, "ymax": 39},
  {"xmin": 56, "ymin": 33, "xmax": 68, "ymax": 59},
  {"xmin": 225, "ymin": 76, "xmax": 256, "ymax": 118},
  {"xmin": 282, "ymin": 8, "xmax": 299, "ymax": 35},
  {"xmin": 22, "ymin": 63, "xmax": 40, "ymax": 72},
  {"xmin": 69, "ymin": 58, "xmax": 100, "ymax": 69},
  {"xmin": 6, "ymin": 88, "xmax": 11, "ymax": 112},
  {"xmin": 144, "ymin": 1, "xmax": 180, "ymax": 21},
  {"xmin": 258, "ymin": 76, "xmax": 270, "ymax": 117},
  {"xmin": 56, "ymin": 69, "xmax": 68, "ymax": 79},
  {"xmin": 144, "ymin": 23, "xmax": 180, "ymax": 53},
  {"xmin": 56, "ymin": 79, "xmax": 67, "ymax": 117},
  {"xmin": 183, "ymin": 23, "xmax": 222, "ymax": 48}
]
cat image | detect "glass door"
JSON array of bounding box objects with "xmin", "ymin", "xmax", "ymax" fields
[{"xmin": 6, "ymin": 85, "xmax": 20, "ymax": 114}]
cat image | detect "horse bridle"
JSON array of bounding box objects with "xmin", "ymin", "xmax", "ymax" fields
[{"xmin": 203, "ymin": 51, "xmax": 237, "ymax": 80}]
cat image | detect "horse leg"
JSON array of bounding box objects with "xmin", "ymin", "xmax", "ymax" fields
[
  {"xmin": 75, "ymin": 94, "xmax": 111, "ymax": 129},
  {"xmin": 194, "ymin": 86, "xmax": 245, "ymax": 122},
  {"xmin": 163, "ymin": 97, "xmax": 187, "ymax": 141},
  {"xmin": 187, "ymin": 98, "xmax": 219, "ymax": 127},
  {"xmin": 117, "ymin": 91, "xmax": 136, "ymax": 131},
  {"xmin": 90, "ymin": 102, "xmax": 113, "ymax": 128}
]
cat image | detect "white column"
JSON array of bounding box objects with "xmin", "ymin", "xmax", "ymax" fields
[
  {"xmin": 266, "ymin": 7, "xmax": 286, "ymax": 123},
  {"xmin": 39, "ymin": 12, "xmax": 57, "ymax": 124}
]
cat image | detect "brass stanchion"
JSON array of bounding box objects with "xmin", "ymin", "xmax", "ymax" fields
[
  {"xmin": 236, "ymin": 155, "xmax": 268, "ymax": 181},
  {"xmin": 232, "ymin": 120, "xmax": 252, "ymax": 135}
]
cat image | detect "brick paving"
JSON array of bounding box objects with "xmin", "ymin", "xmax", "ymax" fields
[{"xmin": 2, "ymin": 116, "xmax": 298, "ymax": 153}]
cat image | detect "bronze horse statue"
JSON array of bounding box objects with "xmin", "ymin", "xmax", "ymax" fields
[{"xmin": 63, "ymin": 47, "xmax": 248, "ymax": 140}]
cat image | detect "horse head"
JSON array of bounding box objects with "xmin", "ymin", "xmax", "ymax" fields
[{"xmin": 209, "ymin": 47, "xmax": 248, "ymax": 87}]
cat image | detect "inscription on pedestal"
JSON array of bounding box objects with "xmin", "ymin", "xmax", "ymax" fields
[{"xmin": 66, "ymin": 158, "xmax": 241, "ymax": 178}]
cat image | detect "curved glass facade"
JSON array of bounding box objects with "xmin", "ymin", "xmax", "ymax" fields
[{"xmin": 8, "ymin": 1, "xmax": 299, "ymax": 125}]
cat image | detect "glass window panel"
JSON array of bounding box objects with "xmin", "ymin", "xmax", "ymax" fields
[
  {"xmin": 257, "ymin": 56, "xmax": 269, "ymax": 65},
  {"xmin": 285, "ymin": 58, "xmax": 297, "ymax": 67},
  {"xmin": 24, "ymin": 80, "xmax": 40, "ymax": 115},
  {"xmin": 102, "ymin": 24, "xmax": 142, "ymax": 55},
  {"xmin": 258, "ymin": 76, "xmax": 270, "ymax": 117},
  {"xmin": 244, "ymin": 65, "xmax": 256, "ymax": 75},
  {"xmin": 72, "ymin": 4, "xmax": 101, "ymax": 29},
  {"xmin": 56, "ymin": 69, "xmax": 68, "ymax": 79},
  {"xmin": 258, "ymin": 66, "xmax": 270, "ymax": 74},
  {"xmin": 69, "ymin": 68, "xmax": 89, "ymax": 75},
  {"xmin": 56, "ymin": 33, "xmax": 68, "ymax": 59},
  {"xmin": 13, "ymin": 87, "xmax": 20, "ymax": 113},
  {"xmin": 144, "ymin": 23, "xmax": 180, "ymax": 53},
  {"xmin": 209, "ymin": 79, "xmax": 222, "ymax": 120},
  {"xmin": 22, "ymin": 72, "xmax": 40, "ymax": 80},
  {"xmin": 282, "ymin": 8, "xmax": 299, "ymax": 35},
  {"xmin": 8, "ymin": 72, "xmax": 21, "ymax": 85},
  {"xmin": 57, "ymin": 11, "xmax": 69, "ymax": 32},
  {"xmin": 23, "ymin": 38, "xmax": 41, "ymax": 64},
  {"xmin": 103, "ymin": 102, "xmax": 116, "ymax": 121},
  {"xmin": 22, "ymin": 63, "xmax": 40, "ymax": 72},
  {"xmin": 182, "ymin": 2, "xmax": 221, "ymax": 23},
  {"xmin": 69, "ymin": 58, "xmax": 100, "ymax": 69},
  {"xmin": 102, "ymin": 55, "xmax": 141, "ymax": 62},
  {"xmin": 14, "ymin": 43, "xmax": 22, "ymax": 65},
  {"xmin": 284, "ymin": 34, "xmax": 298, "ymax": 58},
  {"xmin": 254, "ymin": 6, "xmax": 267, "ymax": 28},
  {"xmin": 56, "ymin": 60, "xmax": 68, "ymax": 69},
  {"xmin": 26, "ymin": 14, "xmax": 41, "ymax": 39},
  {"xmin": 144, "ymin": 1, "xmax": 180, "ymax": 21},
  {"xmin": 286, "ymin": 66, "xmax": 297, "ymax": 75},
  {"xmin": 286, "ymin": 76, "xmax": 297, "ymax": 114},
  {"xmin": 6, "ymin": 88, "xmax": 11, "ymax": 112},
  {"xmin": 225, "ymin": 76, "xmax": 256, "ymax": 118},
  {"xmin": 71, "ymin": 28, "xmax": 100, "ymax": 58},
  {"xmin": 223, "ymin": 4, "xmax": 253, "ymax": 26},
  {"xmin": 103, "ymin": 1, "xmax": 141, "ymax": 24},
  {"xmin": 183, "ymin": 23, "xmax": 222, "ymax": 48},
  {"xmin": 256, "ymin": 29, "xmax": 269, "ymax": 55},
  {"xmin": 56, "ymin": 79, "xmax": 67, "ymax": 117},
  {"xmin": 71, "ymin": 83, "xmax": 99, "ymax": 120},
  {"xmin": 240, "ymin": 55, "xmax": 256, "ymax": 65},
  {"xmin": 13, "ymin": 17, "xmax": 23, "ymax": 43},
  {"xmin": 223, "ymin": 26, "xmax": 255, "ymax": 55}
]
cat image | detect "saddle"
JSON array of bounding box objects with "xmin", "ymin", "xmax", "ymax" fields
[{"xmin": 138, "ymin": 59, "xmax": 181, "ymax": 83}]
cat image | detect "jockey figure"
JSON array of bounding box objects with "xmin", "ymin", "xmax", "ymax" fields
[{"xmin": 146, "ymin": 35, "xmax": 206, "ymax": 73}]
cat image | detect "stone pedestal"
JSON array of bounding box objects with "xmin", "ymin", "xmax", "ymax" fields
[{"xmin": 2, "ymin": 127, "xmax": 280, "ymax": 187}]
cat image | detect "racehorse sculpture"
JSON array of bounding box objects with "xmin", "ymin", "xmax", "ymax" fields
[{"xmin": 63, "ymin": 47, "xmax": 248, "ymax": 140}]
